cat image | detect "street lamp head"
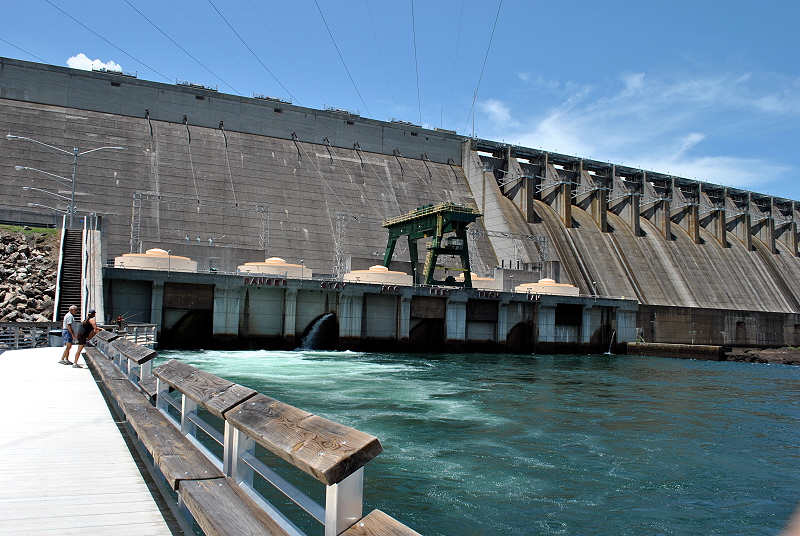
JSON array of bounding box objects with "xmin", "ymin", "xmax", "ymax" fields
[
  {"xmin": 14, "ymin": 166, "xmax": 24, "ymax": 171},
  {"xmin": 6, "ymin": 134, "xmax": 19, "ymax": 140}
]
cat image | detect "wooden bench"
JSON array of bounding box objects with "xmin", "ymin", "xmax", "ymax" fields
[
  {"xmin": 84, "ymin": 350, "xmax": 302, "ymax": 535},
  {"xmin": 90, "ymin": 351, "xmax": 423, "ymax": 536},
  {"xmin": 180, "ymin": 477, "xmax": 292, "ymax": 536},
  {"xmin": 83, "ymin": 347, "xmax": 222, "ymax": 489}
]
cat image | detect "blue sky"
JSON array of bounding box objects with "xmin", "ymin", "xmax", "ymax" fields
[{"xmin": 2, "ymin": 0, "xmax": 799, "ymax": 199}]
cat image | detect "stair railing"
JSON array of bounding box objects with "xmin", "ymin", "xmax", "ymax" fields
[{"xmin": 51, "ymin": 214, "xmax": 68, "ymax": 322}]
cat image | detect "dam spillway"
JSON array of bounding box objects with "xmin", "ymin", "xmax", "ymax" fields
[{"xmin": 2, "ymin": 56, "xmax": 800, "ymax": 350}]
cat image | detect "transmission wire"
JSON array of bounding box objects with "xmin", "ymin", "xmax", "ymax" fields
[
  {"xmin": 0, "ymin": 37, "xmax": 48, "ymax": 64},
  {"xmin": 410, "ymin": 0, "xmax": 422, "ymax": 125},
  {"xmin": 314, "ymin": 0, "xmax": 372, "ymax": 118},
  {"xmin": 207, "ymin": 0, "xmax": 299, "ymax": 104},
  {"xmin": 43, "ymin": 0, "xmax": 172, "ymax": 83},
  {"xmin": 247, "ymin": 0, "xmax": 326, "ymax": 103},
  {"xmin": 447, "ymin": 0, "xmax": 465, "ymax": 129},
  {"xmin": 123, "ymin": 0, "xmax": 242, "ymax": 95},
  {"xmin": 364, "ymin": 0, "xmax": 396, "ymax": 109},
  {"xmin": 170, "ymin": 0, "xmax": 270, "ymax": 93},
  {"xmin": 462, "ymin": 0, "xmax": 503, "ymax": 135}
]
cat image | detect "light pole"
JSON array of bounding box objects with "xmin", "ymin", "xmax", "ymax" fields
[{"xmin": 8, "ymin": 134, "xmax": 124, "ymax": 228}]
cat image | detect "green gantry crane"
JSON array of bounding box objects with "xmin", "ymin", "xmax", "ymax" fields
[{"xmin": 382, "ymin": 202, "xmax": 483, "ymax": 287}]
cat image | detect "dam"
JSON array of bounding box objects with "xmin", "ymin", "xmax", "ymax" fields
[{"xmin": 2, "ymin": 56, "xmax": 800, "ymax": 351}]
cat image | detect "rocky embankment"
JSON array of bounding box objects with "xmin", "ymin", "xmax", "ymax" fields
[
  {"xmin": 0, "ymin": 228, "xmax": 59, "ymax": 322},
  {"xmin": 724, "ymin": 347, "xmax": 800, "ymax": 366}
]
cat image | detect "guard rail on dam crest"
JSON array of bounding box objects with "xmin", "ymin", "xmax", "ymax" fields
[{"xmin": 87, "ymin": 329, "xmax": 421, "ymax": 536}]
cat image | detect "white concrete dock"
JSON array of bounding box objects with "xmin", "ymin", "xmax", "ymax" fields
[{"xmin": 0, "ymin": 346, "xmax": 174, "ymax": 535}]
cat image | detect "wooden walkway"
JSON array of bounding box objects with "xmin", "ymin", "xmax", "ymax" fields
[{"xmin": 0, "ymin": 346, "xmax": 175, "ymax": 535}]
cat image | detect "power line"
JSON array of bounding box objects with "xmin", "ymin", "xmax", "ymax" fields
[
  {"xmin": 0, "ymin": 37, "xmax": 48, "ymax": 64},
  {"xmin": 314, "ymin": 0, "xmax": 372, "ymax": 119},
  {"xmin": 168, "ymin": 0, "xmax": 269, "ymax": 93},
  {"xmin": 122, "ymin": 0, "xmax": 242, "ymax": 96},
  {"xmin": 410, "ymin": 0, "xmax": 422, "ymax": 125},
  {"xmin": 364, "ymin": 0, "xmax": 396, "ymax": 109},
  {"xmin": 247, "ymin": 0, "xmax": 326, "ymax": 103},
  {"xmin": 463, "ymin": 0, "xmax": 503, "ymax": 135},
  {"xmin": 206, "ymin": 0, "xmax": 299, "ymax": 105},
  {"xmin": 42, "ymin": 0, "xmax": 172, "ymax": 83},
  {"xmin": 447, "ymin": 0, "xmax": 465, "ymax": 130}
]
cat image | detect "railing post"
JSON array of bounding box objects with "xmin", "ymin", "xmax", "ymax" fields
[
  {"xmin": 155, "ymin": 378, "xmax": 170, "ymax": 413},
  {"xmin": 181, "ymin": 395, "xmax": 198, "ymax": 437},
  {"xmin": 324, "ymin": 467, "xmax": 364, "ymax": 536},
  {"xmin": 140, "ymin": 360, "xmax": 152, "ymax": 379},
  {"xmin": 223, "ymin": 423, "xmax": 255, "ymax": 486}
]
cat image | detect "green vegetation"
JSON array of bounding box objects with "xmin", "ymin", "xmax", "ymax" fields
[{"xmin": 0, "ymin": 224, "xmax": 59, "ymax": 237}]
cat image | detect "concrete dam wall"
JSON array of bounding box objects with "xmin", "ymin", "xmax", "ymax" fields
[{"xmin": 3, "ymin": 57, "xmax": 800, "ymax": 349}]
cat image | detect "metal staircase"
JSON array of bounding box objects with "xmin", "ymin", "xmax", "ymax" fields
[{"xmin": 56, "ymin": 229, "xmax": 83, "ymax": 320}]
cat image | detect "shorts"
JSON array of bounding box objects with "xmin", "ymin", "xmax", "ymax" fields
[
  {"xmin": 62, "ymin": 329, "xmax": 74, "ymax": 345},
  {"xmin": 77, "ymin": 334, "xmax": 87, "ymax": 345}
]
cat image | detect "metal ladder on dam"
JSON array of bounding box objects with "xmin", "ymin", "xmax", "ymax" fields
[{"xmin": 56, "ymin": 228, "xmax": 83, "ymax": 319}]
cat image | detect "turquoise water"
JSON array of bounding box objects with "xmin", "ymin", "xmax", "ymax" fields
[{"xmin": 161, "ymin": 350, "xmax": 800, "ymax": 536}]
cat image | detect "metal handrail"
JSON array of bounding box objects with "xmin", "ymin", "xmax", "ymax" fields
[{"xmin": 382, "ymin": 201, "xmax": 480, "ymax": 227}]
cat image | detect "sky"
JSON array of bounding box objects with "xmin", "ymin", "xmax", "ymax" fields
[{"xmin": 2, "ymin": 0, "xmax": 800, "ymax": 199}]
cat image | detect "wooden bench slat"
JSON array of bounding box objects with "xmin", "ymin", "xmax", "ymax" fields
[
  {"xmin": 124, "ymin": 403, "xmax": 224, "ymax": 489},
  {"xmin": 180, "ymin": 477, "xmax": 292, "ymax": 536},
  {"xmin": 341, "ymin": 510, "xmax": 422, "ymax": 536},
  {"xmin": 111, "ymin": 337, "xmax": 157, "ymax": 364},
  {"xmin": 154, "ymin": 360, "xmax": 257, "ymax": 419},
  {"xmin": 93, "ymin": 329, "xmax": 119, "ymax": 343},
  {"xmin": 226, "ymin": 394, "xmax": 383, "ymax": 485},
  {"xmin": 84, "ymin": 347, "xmax": 128, "ymax": 383},
  {"xmin": 138, "ymin": 375, "xmax": 158, "ymax": 398}
]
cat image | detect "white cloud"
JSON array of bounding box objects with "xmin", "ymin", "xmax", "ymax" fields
[
  {"xmin": 479, "ymin": 71, "xmax": 800, "ymax": 191},
  {"xmin": 479, "ymin": 98, "xmax": 518, "ymax": 128},
  {"xmin": 66, "ymin": 53, "xmax": 122, "ymax": 72}
]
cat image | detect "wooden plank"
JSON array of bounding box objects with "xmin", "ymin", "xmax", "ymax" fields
[
  {"xmin": 94, "ymin": 329, "xmax": 119, "ymax": 344},
  {"xmin": 84, "ymin": 347, "xmax": 128, "ymax": 383},
  {"xmin": 138, "ymin": 375, "xmax": 158, "ymax": 399},
  {"xmin": 180, "ymin": 477, "xmax": 291, "ymax": 536},
  {"xmin": 154, "ymin": 360, "xmax": 256, "ymax": 419},
  {"xmin": 226, "ymin": 394, "xmax": 383, "ymax": 485},
  {"xmin": 111, "ymin": 338, "xmax": 157, "ymax": 364},
  {"xmin": 123, "ymin": 402, "xmax": 224, "ymax": 490},
  {"xmin": 341, "ymin": 510, "xmax": 422, "ymax": 536}
]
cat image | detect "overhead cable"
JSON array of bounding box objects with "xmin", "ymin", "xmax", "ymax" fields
[
  {"xmin": 447, "ymin": 0, "xmax": 465, "ymax": 129},
  {"xmin": 247, "ymin": 0, "xmax": 325, "ymax": 103},
  {"xmin": 463, "ymin": 0, "xmax": 503, "ymax": 135},
  {"xmin": 43, "ymin": 0, "xmax": 172, "ymax": 83},
  {"xmin": 0, "ymin": 37, "xmax": 48, "ymax": 64},
  {"xmin": 168, "ymin": 0, "xmax": 268, "ymax": 93},
  {"xmin": 410, "ymin": 0, "xmax": 422, "ymax": 125},
  {"xmin": 206, "ymin": 0, "xmax": 299, "ymax": 105},
  {"xmin": 364, "ymin": 0, "xmax": 396, "ymax": 109},
  {"xmin": 314, "ymin": 0, "xmax": 372, "ymax": 119},
  {"xmin": 122, "ymin": 0, "xmax": 242, "ymax": 96}
]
